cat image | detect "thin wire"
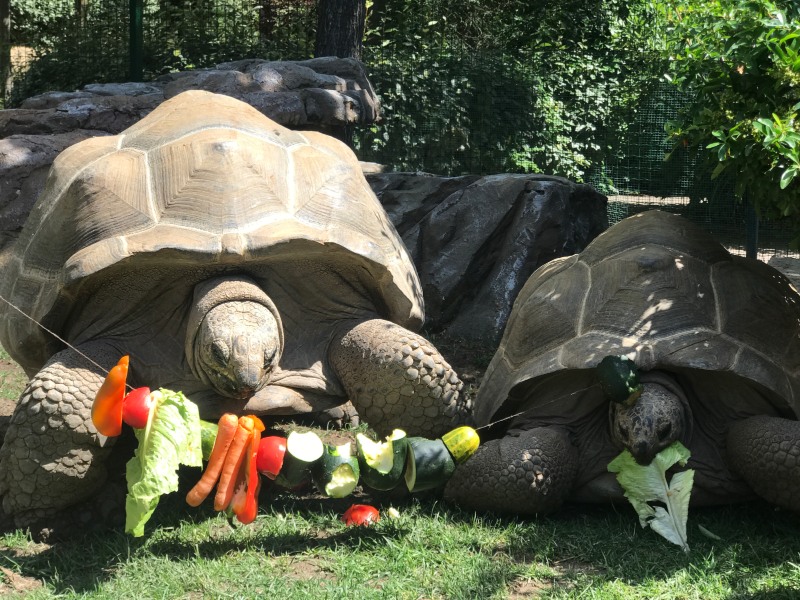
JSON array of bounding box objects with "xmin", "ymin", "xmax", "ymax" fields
[
  {"xmin": 0, "ymin": 292, "xmax": 111, "ymax": 377},
  {"xmin": 475, "ymin": 383, "xmax": 601, "ymax": 431}
]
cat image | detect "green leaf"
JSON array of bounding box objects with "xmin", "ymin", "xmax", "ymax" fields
[
  {"xmin": 780, "ymin": 167, "xmax": 798, "ymax": 189},
  {"xmin": 125, "ymin": 389, "xmax": 203, "ymax": 537},
  {"xmin": 608, "ymin": 441, "xmax": 694, "ymax": 552}
]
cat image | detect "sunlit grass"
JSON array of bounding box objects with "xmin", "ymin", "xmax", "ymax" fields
[{"xmin": 2, "ymin": 490, "xmax": 800, "ymax": 599}]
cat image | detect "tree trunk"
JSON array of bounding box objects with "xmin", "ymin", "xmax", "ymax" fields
[
  {"xmin": 0, "ymin": 0, "xmax": 9, "ymax": 104},
  {"xmin": 315, "ymin": 0, "xmax": 365, "ymax": 60},
  {"xmin": 258, "ymin": 1, "xmax": 277, "ymax": 45},
  {"xmin": 74, "ymin": 0, "xmax": 89, "ymax": 25}
]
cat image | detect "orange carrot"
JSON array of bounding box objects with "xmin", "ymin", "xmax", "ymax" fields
[
  {"xmin": 186, "ymin": 413, "xmax": 239, "ymax": 507},
  {"xmin": 214, "ymin": 416, "xmax": 255, "ymax": 511},
  {"xmin": 91, "ymin": 355, "xmax": 129, "ymax": 437}
]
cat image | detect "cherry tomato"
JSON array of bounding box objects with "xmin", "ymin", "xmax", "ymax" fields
[
  {"xmin": 256, "ymin": 435, "xmax": 287, "ymax": 479},
  {"xmin": 341, "ymin": 504, "xmax": 380, "ymax": 526},
  {"xmin": 122, "ymin": 387, "xmax": 154, "ymax": 429}
]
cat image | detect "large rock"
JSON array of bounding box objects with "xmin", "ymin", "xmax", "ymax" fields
[
  {"xmin": 368, "ymin": 172, "xmax": 609, "ymax": 343},
  {"xmin": 0, "ymin": 58, "xmax": 380, "ymax": 241}
]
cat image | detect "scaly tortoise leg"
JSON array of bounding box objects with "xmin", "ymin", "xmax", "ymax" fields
[
  {"xmin": 0, "ymin": 343, "xmax": 121, "ymax": 528},
  {"xmin": 443, "ymin": 427, "xmax": 578, "ymax": 514},
  {"xmin": 727, "ymin": 415, "xmax": 800, "ymax": 511},
  {"xmin": 329, "ymin": 319, "xmax": 470, "ymax": 438}
]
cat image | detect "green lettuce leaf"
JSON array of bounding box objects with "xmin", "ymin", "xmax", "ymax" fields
[
  {"xmin": 607, "ymin": 441, "xmax": 694, "ymax": 552},
  {"xmin": 125, "ymin": 389, "xmax": 203, "ymax": 537}
]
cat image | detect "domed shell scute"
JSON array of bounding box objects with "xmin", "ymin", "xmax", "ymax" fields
[
  {"xmin": 580, "ymin": 244, "xmax": 719, "ymax": 346},
  {"xmin": 501, "ymin": 255, "xmax": 585, "ymax": 368}
]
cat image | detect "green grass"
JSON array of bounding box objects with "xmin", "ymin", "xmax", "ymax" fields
[
  {"xmin": 1, "ymin": 350, "xmax": 800, "ymax": 598},
  {"xmin": 0, "ymin": 347, "xmax": 27, "ymax": 403},
  {"xmin": 1, "ymin": 490, "xmax": 800, "ymax": 599}
]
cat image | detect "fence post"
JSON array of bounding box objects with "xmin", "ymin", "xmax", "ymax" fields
[
  {"xmin": 129, "ymin": 0, "xmax": 143, "ymax": 81},
  {"xmin": 0, "ymin": 0, "xmax": 9, "ymax": 105}
]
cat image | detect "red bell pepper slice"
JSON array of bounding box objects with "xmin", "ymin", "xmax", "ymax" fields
[
  {"xmin": 91, "ymin": 355, "xmax": 129, "ymax": 437},
  {"xmin": 233, "ymin": 416, "xmax": 265, "ymax": 524}
]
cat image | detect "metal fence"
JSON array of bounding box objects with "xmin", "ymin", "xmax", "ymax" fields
[{"xmin": 3, "ymin": 0, "xmax": 797, "ymax": 259}]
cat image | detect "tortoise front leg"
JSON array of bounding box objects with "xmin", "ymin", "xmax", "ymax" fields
[
  {"xmin": 443, "ymin": 427, "xmax": 578, "ymax": 514},
  {"xmin": 727, "ymin": 415, "xmax": 800, "ymax": 511},
  {"xmin": 329, "ymin": 319, "xmax": 470, "ymax": 438},
  {"xmin": 0, "ymin": 344, "xmax": 120, "ymax": 527}
]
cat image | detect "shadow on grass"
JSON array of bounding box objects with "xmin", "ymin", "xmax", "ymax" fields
[{"xmin": 3, "ymin": 487, "xmax": 800, "ymax": 597}]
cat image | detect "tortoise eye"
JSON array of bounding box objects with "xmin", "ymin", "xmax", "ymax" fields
[{"xmin": 211, "ymin": 341, "xmax": 229, "ymax": 366}]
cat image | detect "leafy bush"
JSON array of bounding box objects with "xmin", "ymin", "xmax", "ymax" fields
[
  {"xmin": 660, "ymin": 0, "xmax": 800, "ymax": 243},
  {"xmin": 356, "ymin": 0, "xmax": 664, "ymax": 179},
  {"xmin": 8, "ymin": 0, "xmax": 315, "ymax": 105}
]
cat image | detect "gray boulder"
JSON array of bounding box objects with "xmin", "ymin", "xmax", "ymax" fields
[{"xmin": 368, "ymin": 172, "xmax": 609, "ymax": 343}]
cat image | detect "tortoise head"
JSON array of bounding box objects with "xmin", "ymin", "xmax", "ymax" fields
[
  {"xmin": 608, "ymin": 374, "xmax": 688, "ymax": 464},
  {"xmin": 186, "ymin": 276, "xmax": 284, "ymax": 399}
]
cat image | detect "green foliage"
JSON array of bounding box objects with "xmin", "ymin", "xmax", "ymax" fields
[
  {"xmin": 660, "ymin": 0, "xmax": 800, "ymax": 244},
  {"xmin": 356, "ymin": 0, "xmax": 664, "ymax": 179},
  {"xmin": 8, "ymin": 0, "xmax": 316, "ymax": 104}
]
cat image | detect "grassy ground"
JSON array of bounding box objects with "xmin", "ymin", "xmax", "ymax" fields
[{"xmin": 1, "ymin": 347, "xmax": 800, "ymax": 599}]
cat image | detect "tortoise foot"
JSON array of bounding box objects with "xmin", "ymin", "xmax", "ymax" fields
[
  {"xmin": 330, "ymin": 319, "xmax": 471, "ymax": 437},
  {"xmin": 727, "ymin": 415, "xmax": 800, "ymax": 511},
  {"xmin": 310, "ymin": 401, "xmax": 360, "ymax": 430},
  {"xmin": 2, "ymin": 478, "xmax": 126, "ymax": 542},
  {"xmin": 0, "ymin": 347, "xmax": 116, "ymax": 521},
  {"xmin": 443, "ymin": 427, "xmax": 578, "ymax": 514}
]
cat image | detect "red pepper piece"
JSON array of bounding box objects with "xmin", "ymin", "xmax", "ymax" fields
[
  {"xmin": 91, "ymin": 355, "xmax": 129, "ymax": 437},
  {"xmin": 235, "ymin": 416, "xmax": 265, "ymax": 524}
]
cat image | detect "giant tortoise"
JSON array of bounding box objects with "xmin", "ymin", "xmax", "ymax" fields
[
  {"xmin": 0, "ymin": 90, "xmax": 469, "ymax": 527},
  {"xmin": 445, "ymin": 210, "xmax": 800, "ymax": 514}
]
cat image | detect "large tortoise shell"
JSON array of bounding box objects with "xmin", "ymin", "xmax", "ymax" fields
[
  {"xmin": 475, "ymin": 210, "xmax": 800, "ymax": 426},
  {"xmin": 0, "ymin": 90, "xmax": 423, "ymax": 373}
]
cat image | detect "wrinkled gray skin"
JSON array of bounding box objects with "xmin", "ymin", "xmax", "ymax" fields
[
  {"xmin": 194, "ymin": 301, "xmax": 282, "ymax": 399},
  {"xmin": 610, "ymin": 377, "xmax": 688, "ymax": 466}
]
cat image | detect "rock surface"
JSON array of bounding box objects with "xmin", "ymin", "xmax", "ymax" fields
[
  {"xmin": 0, "ymin": 58, "xmax": 379, "ymax": 236},
  {"xmin": 367, "ymin": 172, "xmax": 609, "ymax": 343}
]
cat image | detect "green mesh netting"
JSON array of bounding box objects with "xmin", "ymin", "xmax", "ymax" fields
[{"xmin": 4, "ymin": 1, "xmax": 797, "ymax": 258}]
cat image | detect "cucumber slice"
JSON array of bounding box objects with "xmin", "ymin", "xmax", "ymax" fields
[
  {"xmin": 441, "ymin": 426, "xmax": 480, "ymax": 464},
  {"xmin": 357, "ymin": 429, "xmax": 409, "ymax": 491},
  {"xmin": 312, "ymin": 442, "xmax": 360, "ymax": 498},
  {"xmin": 274, "ymin": 430, "xmax": 325, "ymax": 489},
  {"xmin": 404, "ymin": 437, "xmax": 456, "ymax": 493},
  {"xmin": 597, "ymin": 355, "xmax": 643, "ymax": 405}
]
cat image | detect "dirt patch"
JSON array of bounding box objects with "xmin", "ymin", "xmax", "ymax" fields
[
  {"xmin": 0, "ymin": 566, "xmax": 43, "ymax": 595},
  {"xmin": 279, "ymin": 556, "xmax": 335, "ymax": 582},
  {"xmin": 507, "ymin": 578, "xmax": 552, "ymax": 598}
]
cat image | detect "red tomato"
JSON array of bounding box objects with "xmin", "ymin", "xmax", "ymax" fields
[
  {"xmin": 121, "ymin": 387, "xmax": 153, "ymax": 429},
  {"xmin": 256, "ymin": 436, "xmax": 287, "ymax": 479},
  {"xmin": 341, "ymin": 504, "xmax": 380, "ymax": 526}
]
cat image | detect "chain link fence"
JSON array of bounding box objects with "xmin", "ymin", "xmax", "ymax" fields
[{"xmin": 3, "ymin": 0, "xmax": 798, "ymax": 258}]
